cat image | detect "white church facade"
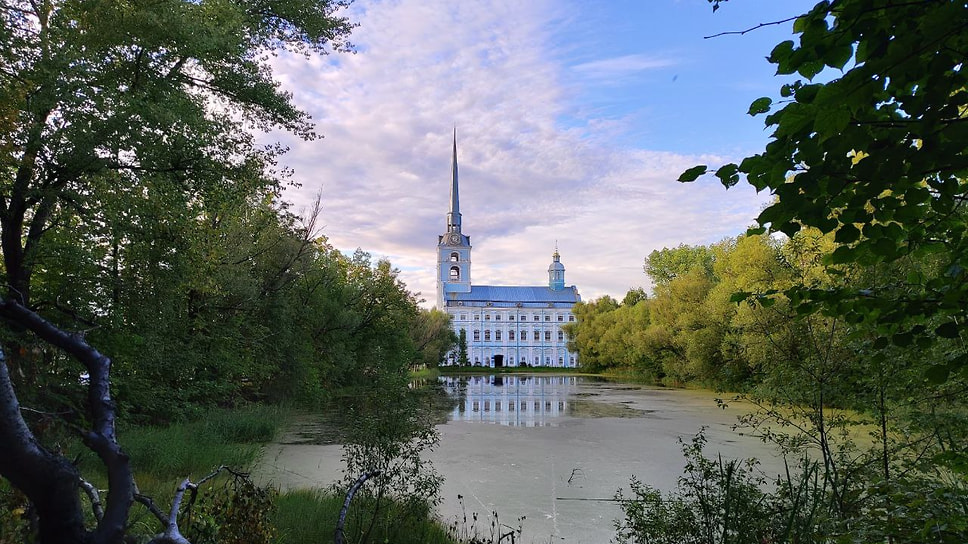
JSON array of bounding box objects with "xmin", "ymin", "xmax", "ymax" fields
[{"xmin": 436, "ymin": 136, "xmax": 581, "ymax": 368}]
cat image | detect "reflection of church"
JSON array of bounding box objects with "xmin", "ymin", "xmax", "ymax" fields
[
  {"xmin": 440, "ymin": 375, "xmax": 578, "ymax": 427},
  {"xmin": 436, "ymin": 135, "xmax": 581, "ymax": 367}
]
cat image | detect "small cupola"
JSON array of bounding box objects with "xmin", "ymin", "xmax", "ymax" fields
[{"xmin": 548, "ymin": 247, "xmax": 565, "ymax": 291}]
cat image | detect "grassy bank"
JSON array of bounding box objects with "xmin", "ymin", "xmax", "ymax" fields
[{"xmin": 58, "ymin": 403, "xmax": 460, "ymax": 544}]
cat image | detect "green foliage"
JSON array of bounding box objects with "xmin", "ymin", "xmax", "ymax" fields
[
  {"xmin": 334, "ymin": 372, "xmax": 443, "ymax": 544},
  {"xmin": 616, "ymin": 430, "xmax": 831, "ymax": 544},
  {"xmin": 457, "ymin": 329, "xmax": 470, "ymax": 367},
  {"xmin": 645, "ymin": 244, "xmax": 715, "ymax": 287},
  {"xmin": 186, "ymin": 474, "xmax": 277, "ymax": 544},
  {"xmin": 0, "ymin": 483, "xmax": 31, "ymax": 543},
  {"xmin": 686, "ymin": 0, "xmax": 968, "ymax": 376},
  {"xmin": 410, "ymin": 309, "xmax": 458, "ymax": 368}
]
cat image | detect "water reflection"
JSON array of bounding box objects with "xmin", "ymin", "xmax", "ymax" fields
[{"xmin": 439, "ymin": 375, "xmax": 580, "ymax": 427}]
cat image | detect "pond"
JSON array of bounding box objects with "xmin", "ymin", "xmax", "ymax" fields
[{"xmin": 256, "ymin": 374, "xmax": 785, "ymax": 543}]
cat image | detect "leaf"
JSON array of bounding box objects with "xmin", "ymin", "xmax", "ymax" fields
[
  {"xmin": 678, "ymin": 165, "xmax": 707, "ymax": 182},
  {"xmin": 729, "ymin": 291, "xmax": 752, "ymax": 303},
  {"xmin": 935, "ymin": 321, "xmax": 960, "ymax": 339},
  {"xmin": 748, "ymin": 97, "xmax": 772, "ymax": 116},
  {"xmin": 824, "ymin": 43, "xmax": 853, "ymax": 70},
  {"xmin": 925, "ymin": 364, "xmax": 950, "ymax": 384},
  {"xmin": 814, "ymin": 106, "xmax": 850, "ymax": 141},
  {"xmin": 715, "ymin": 163, "xmax": 740, "ymax": 187},
  {"xmin": 834, "ymin": 223, "xmax": 860, "ymax": 244},
  {"xmin": 892, "ymin": 331, "xmax": 913, "ymax": 347}
]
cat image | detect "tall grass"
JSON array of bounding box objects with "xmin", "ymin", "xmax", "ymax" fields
[
  {"xmin": 119, "ymin": 403, "xmax": 287, "ymax": 479},
  {"xmin": 272, "ymin": 489, "xmax": 456, "ymax": 544}
]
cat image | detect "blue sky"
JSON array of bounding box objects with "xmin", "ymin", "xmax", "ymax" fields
[{"xmin": 267, "ymin": 0, "xmax": 820, "ymax": 306}]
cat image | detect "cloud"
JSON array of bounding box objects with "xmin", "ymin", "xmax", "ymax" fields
[
  {"xmin": 571, "ymin": 54, "xmax": 678, "ymax": 81},
  {"xmin": 261, "ymin": 0, "xmax": 767, "ymax": 307}
]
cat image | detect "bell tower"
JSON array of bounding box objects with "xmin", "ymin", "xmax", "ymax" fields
[
  {"xmin": 437, "ymin": 130, "xmax": 472, "ymax": 308},
  {"xmin": 548, "ymin": 246, "xmax": 565, "ymax": 291}
]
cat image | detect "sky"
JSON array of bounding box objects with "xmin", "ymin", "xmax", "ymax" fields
[{"xmin": 265, "ymin": 0, "xmax": 820, "ymax": 307}]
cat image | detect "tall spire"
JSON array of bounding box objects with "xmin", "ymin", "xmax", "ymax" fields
[{"xmin": 447, "ymin": 128, "xmax": 462, "ymax": 233}]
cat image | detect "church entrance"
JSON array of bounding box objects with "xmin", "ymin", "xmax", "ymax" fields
[{"xmin": 493, "ymin": 355, "xmax": 504, "ymax": 368}]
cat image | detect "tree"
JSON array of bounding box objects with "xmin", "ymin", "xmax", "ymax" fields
[
  {"xmin": 408, "ymin": 309, "xmax": 457, "ymax": 369},
  {"xmin": 645, "ymin": 244, "xmax": 715, "ymax": 288},
  {"xmin": 456, "ymin": 328, "xmax": 470, "ymax": 366},
  {"xmin": 0, "ymin": 1, "xmax": 354, "ymax": 542},
  {"xmin": 683, "ymin": 0, "xmax": 968, "ymax": 377}
]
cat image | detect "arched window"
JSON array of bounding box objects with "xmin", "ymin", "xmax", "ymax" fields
[
  {"xmin": 484, "ymin": 330, "xmax": 491, "ymax": 341},
  {"xmin": 508, "ymin": 330, "xmax": 515, "ymax": 341},
  {"xmin": 495, "ymin": 330, "xmax": 502, "ymax": 341},
  {"xmin": 450, "ymin": 252, "xmax": 459, "ymax": 262},
  {"xmin": 449, "ymin": 266, "xmax": 460, "ymax": 281}
]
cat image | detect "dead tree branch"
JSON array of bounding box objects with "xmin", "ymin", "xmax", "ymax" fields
[
  {"xmin": 79, "ymin": 478, "xmax": 104, "ymax": 522},
  {"xmin": 334, "ymin": 470, "xmax": 381, "ymax": 544}
]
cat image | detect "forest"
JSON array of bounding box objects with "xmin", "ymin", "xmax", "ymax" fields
[
  {"xmin": 2, "ymin": 0, "xmax": 967, "ymax": 543},
  {"xmin": 0, "ymin": 1, "xmax": 455, "ymax": 542}
]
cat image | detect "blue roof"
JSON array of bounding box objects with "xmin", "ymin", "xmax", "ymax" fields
[{"xmin": 450, "ymin": 285, "xmax": 580, "ymax": 304}]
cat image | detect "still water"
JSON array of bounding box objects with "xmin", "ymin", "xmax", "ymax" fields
[{"xmin": 256, "ymin": 375, "xmax": 783, "ymax": 544}]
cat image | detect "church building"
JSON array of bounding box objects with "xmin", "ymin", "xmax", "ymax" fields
[{"xmin": 436, "ymin": 136, "xmax": 581, "ymax": 367}]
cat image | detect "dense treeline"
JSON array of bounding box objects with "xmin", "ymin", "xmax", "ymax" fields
[
  {"xmin": 0, "ymin": 0, "xmax": 455, "ymax": 426},
  {"xmin": 38, "ymin": 188, "xmax": 452, "ymax": 423},
  {"xmin": 0, "ymin": 2, "xmax": 458, "ymax": 542},
  {"xmin": 567, "ymin": 231, "xmax": 846, "ymax": 389}
]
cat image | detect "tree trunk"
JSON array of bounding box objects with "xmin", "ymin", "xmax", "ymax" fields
[{"xmin": 0, "ymin": 352, "xmax": 90, "ymax": 544}]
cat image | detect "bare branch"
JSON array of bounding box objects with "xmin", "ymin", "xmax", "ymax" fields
[
  {"xmin": 704, "ymin": 16, "xmax": 798, "ymax": 39},
  {"xmin": 78, "ymin": 478, "xmax": 104, "ymax": 522}
]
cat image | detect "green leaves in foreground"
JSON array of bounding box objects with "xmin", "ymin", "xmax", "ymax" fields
[
  {"xmin": 678, "ymin": 165, "xmax": 707, "ymax": 182},
  {"xmin": 684, "ymin": 0, "xmax": 968, "ymax": 380}
]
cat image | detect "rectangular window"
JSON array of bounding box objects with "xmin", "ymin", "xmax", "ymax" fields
[
  {"xmin": 558, "ymin": 331, "xmax": 564, "ymax": 341},
  {"xmin": 569, "ymin": 315, "xmax": 575, "ymax": 322},
  {"xmin": 473, "ymin": 330, "xmax": 480, "ymax": 341},
  {"xmin": 509, "ymin": 315, "xmax": 515, "ymax": 321},
  {"xmin": 474, "ymin": 315, "xmax": 479, "ymax": 320},
  {"xmin": 508, "ymin": 330, "xmax": 515, "ymax": 341},
  {"xmin": 545, "ymin": 331, "xmax": 551, "ymax": 341},
  {"xmin": 520, "ymin": 315, "xmax": 526, "ymax": 321},
  {"xmin": 495, "ymin": 314, "xmax": 501, "ymax": 321},
  {"xmin": 460, "ymin": 314, "xmax": 466, "ymax": 321},
  {"xmin": 533, "ymin": 331, "xmax": 540, "ymax": 341},
  {"xmin": 495, "ymin": 330, "xmax": 502, "ymax": 341},
  {"xmin": 557, "ymin": 315, "xmax": 563, "ymax": 322},
  {"xmin": 545, "ymin": 315, "xmax": 551, "ymax": 321},
  {"xmin": 533, "ymin": 315, "xmax": 539, "ymax": 321},
  {"xmin": 485, "ymin": 314, "xmax": 490, "ymax": 320},
  {"xmin": 484, "ymin": 330, "xmax": 491, "ymax": 341}
]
